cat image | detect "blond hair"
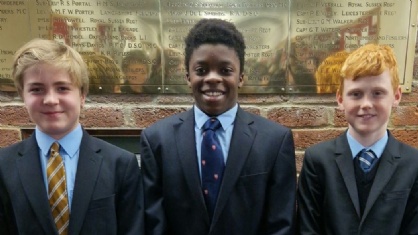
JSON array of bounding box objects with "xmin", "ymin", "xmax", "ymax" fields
[
  {"xmin": 12, "ymin": 38, "xmax": 89, "ymax": 96},
  {"xmin": 338, "ymin": 44, "xmax": 399, "ymax": 96}
]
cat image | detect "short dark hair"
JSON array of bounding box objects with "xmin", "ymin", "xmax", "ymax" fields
[{"xmin": 184, "ymin": 19, "xmax": 246, "ymax": 73}]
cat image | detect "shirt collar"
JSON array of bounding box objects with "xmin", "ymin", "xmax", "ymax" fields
[
  {"xmin": 194, "ymin": 104, "xmax": 238, "ymax": 131},
  {"xmin": 36, "ymin": 124, "xmax": 83, "ymax": 158},
  {"xmin": 347, "ymin": 130, "xmax": 388, "ymax": 159}
]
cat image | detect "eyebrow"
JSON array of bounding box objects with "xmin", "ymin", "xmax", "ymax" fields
[
  {"xmin": 26, "ymin": 81, "xmax": 73, "ymax": 86},
  {"xmin": 193, "ymin": 59, "xmax": 236, "ymax": 67}
]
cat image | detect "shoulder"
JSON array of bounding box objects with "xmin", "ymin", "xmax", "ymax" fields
[
  {"xmin": 392, "ymin": 138, "xmax": 418, "ymax": 164},
  {"xmin": 238, "ymin": 110, "xmax": 294, "ymax": 147},
  {"xmin": 239, "ymin": 109, "xmax": 291, "ymax": 134},
  {"xmin": 142, "ymin": 110, "xmax": 190, "ymax": 133},
  {"xmin": 307, "ymin": 138, "xmax": 338, "ymax": 153},
  {"xmin": 303, "ymin": 136, "xmax": 342, "ymax": 164},
  {"xmin": 92, "ymin": 136, "xmax": 132, "ymax": 153},
  {"xmin": 83, "ymin": 135, "xmax": 141, "ymax": 178},
  {"xmin": 0, "ymin": 141, "xmax": 23, "ymax": 154},
  {"xmin": 386, "ymin": 138, "xmax": 418, "ymax": 183},
  {"xmin": 82, "ymin": 133, "xmax": 136, "ymax": 161},
  {"xmin": 0, "ymin": 138, "xmax": 31, "ymax": 162}
]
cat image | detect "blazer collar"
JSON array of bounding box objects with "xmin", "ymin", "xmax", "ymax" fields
[
  {"xmin": 174, "ymin": 108, "xmax": 257, "ymax": 228},
  {"xmin": 335, "ymin": 132, "xmax": 361, "ymax": 217},
  {"xmin": 175, "ymin": 109, "xmax": 210, "ymax": 224},
  {"xmin": 211, "ymin": 108, "xmax": 256, "ymax": 228},
  {"xmin": 68, "ymin": 130, "xmax": 103, "ymax": 235},
  {"xmin": 335, "ymin": 131, "xmax": 402, "ymax": 220},
  {"xmin": 16, "ymin": 130, "xmax": 105, "ymax": 235},
  {"xmin": 361, "ymin": 132, "xmax": 400, "ymax": 221},
  {"xmin": 16, "ymin": 134, "xmax": 58, "ymax": 234}
]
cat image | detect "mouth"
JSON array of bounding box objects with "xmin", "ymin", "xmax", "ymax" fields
[
  {"xmin": 203, "ymin": 91, "xmax": 224, "ymax": 96},
  {"xmin": 202, "ymin": 90, "xmax": 225, "ymax": 97},
  {"xmin": 358, "ymin": 114, "xmax": 375, "ymax": 119},
  {"xmin": 43, "ymin": 111, "xmax": 63, "ymax": 116}
]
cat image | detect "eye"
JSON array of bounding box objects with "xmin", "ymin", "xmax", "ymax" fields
[
  {"xmin": 57, "ymin": 86, "xmax": 70, "ymax": 92},
  {"xmin": 348, "ymin": 91, "xmax": 362, "ymax": 99},
  {"xmin": 29, "ymin": 87, "xmax": 43, "ymax": 94},
  {"xmin": 195, "ymin": 67, "xmax": 206, "ymax": 75},
  {"xmin": 373, "ymin": 90, "xmax": 384, "ymax": 97},
  {"xmin": 220, "ymin": 67, "xmax": 233, "ymax": 75}
]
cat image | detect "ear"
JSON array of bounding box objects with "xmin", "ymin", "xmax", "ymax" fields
[
  {"xmin": 80, "ymin": 93, "xmax": 86, "ymax": 109},
  {"xmin": 392, "ymin": 85, "xmax": 402, "ymax": 107},
  {"xmin": 238, "ymin": 73, "xmax": 244, "ymax": 88},
  {"xmin": 336, "ymin": 90, "xmax": 344, "ymax": 110},
  {"xmin": 185, "ymin": 73, "xmax": 191, "ymax": 87}
]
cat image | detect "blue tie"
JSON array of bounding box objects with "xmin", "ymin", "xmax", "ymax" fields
[
  {"xmin": 201, "ymin": 118, "xmax": 225, "ymax": 218},
  {"xmin": 358, "ymin": 149, "xmax": 376, "ymax": 173}
]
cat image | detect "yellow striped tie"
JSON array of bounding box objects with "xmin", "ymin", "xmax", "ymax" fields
[{"xmin": 47, "ymin": 142, "xmax": 70, "ymax": 234}]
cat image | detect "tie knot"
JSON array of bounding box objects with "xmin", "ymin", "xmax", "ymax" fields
[
  {"xmin": 358, "ymin": 149, "xmax": 376, "ymax": 172},
  {"xmin": 50, "ymin": 142, "xmax": 60, "ymax": 153},
  {"xmin": 203, "ymin": 118, "xmax": 221, "ymax": 131},
  {"xmin": 360, "ymin": 149, "xmax": 375, "ymax": 159}
]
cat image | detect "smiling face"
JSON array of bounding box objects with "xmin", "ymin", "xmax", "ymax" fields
[
  {"xmin": 22, "ymin": 63, "xmax": 85, "ymax": 140},
  {"xmin": 337, "ymin": 70, "xmax": 401, "ymax": 145},
  {"xmin": 186, "ymin": 44, "xmax": 244, "ymax": 116}
]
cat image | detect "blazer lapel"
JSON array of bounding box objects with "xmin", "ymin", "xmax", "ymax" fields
[
  {"xmin": 68, "ymin": 132, "xmax": 103, "ymax": 235},
  {"xmin": 211, "ymin": 108, "xmax": 255, "ymax": 227},
  {"xmin": 361, "ymin": 134, "xmax": 399, "ymax": 221},
  {"xmin": 16, "ymin": 135, "xmax": 57, "ymax": 234},
  {"xmin": 175, "ymin": 110, "xmax": 210, "ymax": 224},
  {"xmin": 335, "ymin": 133, "xmax": 361, "ymax": 218}
]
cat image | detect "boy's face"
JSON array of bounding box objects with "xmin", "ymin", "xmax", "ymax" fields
[
  {"xmin": 337, "ymin": 70, "xmax": 401, "ymax": 142},
  {"xmin": 22, "ymin": 63, "xmax": 86, "ymax": 140},
  {"xmin": 186, "ymin": 44, "xmax": 243, "ymax": 116}
]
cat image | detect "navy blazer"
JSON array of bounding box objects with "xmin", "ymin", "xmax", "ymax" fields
[
  {"xmin": 297, "ymin": 131, "xmax": 418, "ymax": 235},
  {"xmin": 0, "ymin": 130, "xmax": 144, "ymax": 235},
  {"xmin": 140, "ymin": 107, "xmax": 297, "ymax": 235}
]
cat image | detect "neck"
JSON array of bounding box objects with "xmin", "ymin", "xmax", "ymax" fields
[{"xmin": 348, "ymin": 128, "xmax": 386, "ymax": 147}]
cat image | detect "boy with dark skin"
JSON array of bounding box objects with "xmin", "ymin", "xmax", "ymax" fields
[{"xmin": 140, "ymin": 19, "xmax": 296, "ymax": 235}]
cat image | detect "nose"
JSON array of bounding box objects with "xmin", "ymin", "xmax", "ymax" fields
[
  {"xmin": 360, "ymin": 95, "xmax": 373, "ymax": 109},
  {"xmin": 43, "ymin": 90, "xmax": 59, "ymax": 105},
  {"xmin": 205, "ymin": 71, "xmax": 222, "ymax": 83}
]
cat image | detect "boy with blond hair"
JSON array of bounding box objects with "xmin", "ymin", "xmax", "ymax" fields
[
  {"xmin": 0, "ymin": 38, "xmax": 143, "ymax": 234},
  {"xmin": 297, "ymin": 44, "xmax": 418, "ymax": 234}
]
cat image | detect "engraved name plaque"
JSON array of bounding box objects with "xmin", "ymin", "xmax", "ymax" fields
[{"xmin": 0, "ymin": 0, "xmax": 416, "ymax": 94}]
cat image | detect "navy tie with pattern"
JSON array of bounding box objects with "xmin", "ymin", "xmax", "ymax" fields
[
  {"xmin": 358, "ymin": 149, "xmax": 376, "ymax": 173},
  {"xmin": 201, "ymin": 118, "xmax": 225, "ymax": 219}
]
